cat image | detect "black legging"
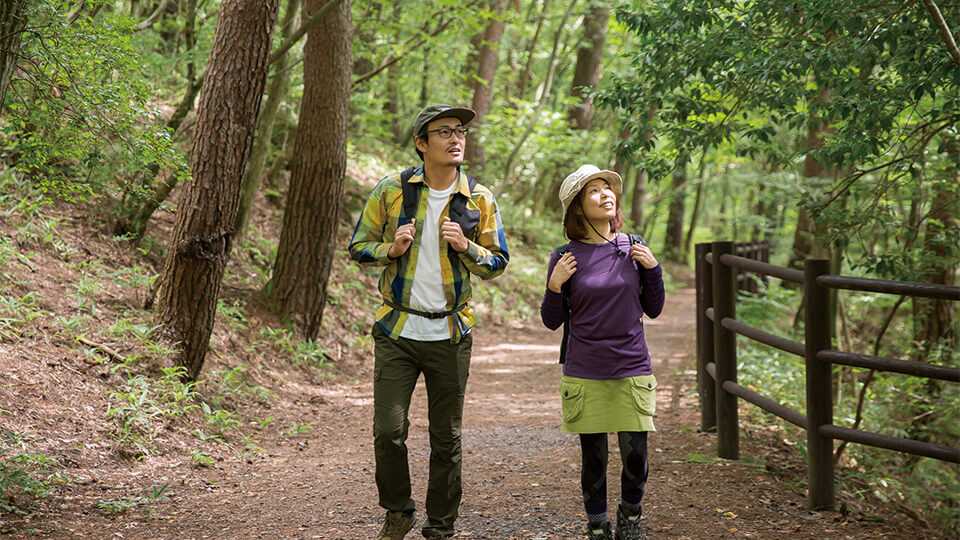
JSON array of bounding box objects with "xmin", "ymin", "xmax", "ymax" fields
[{"xmin": 579, "ymin": 431, "xmax": 649, "ymax": 518}]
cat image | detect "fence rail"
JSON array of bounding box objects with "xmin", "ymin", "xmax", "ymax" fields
[{"xmin": 694, "ymin": 241, "xmax": 960, "ymax": 511}]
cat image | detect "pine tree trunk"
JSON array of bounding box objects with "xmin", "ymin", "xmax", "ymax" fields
[
  {"xmin": 156, "ymin": 0, "xmax": 279, "ymax": 380},
  {"xmin": 236, "ymin": 0, "xmax": 301, "ymax": 239},
  {"xmin": 567, "ymin": 3, "xmax": 608, "ymax": 129},
  {"xmin": 464, "ymin": 0, "xmax": 507, "ymax": 174},
  {"xmin": 663, "ymin": 151, "xmax": 689, "ymax": 263},
  {"xmin": 266, "ymin": 0, "xmax": 351, "ymax": 341},
  {"xmin": 0, "ymin": 0, "xmax": 28, "ymax": 116}
]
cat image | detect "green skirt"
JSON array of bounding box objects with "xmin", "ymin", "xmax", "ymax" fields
[{"xmin": 559, "ymin": 375, "xmax": 657, "ymax": 434}]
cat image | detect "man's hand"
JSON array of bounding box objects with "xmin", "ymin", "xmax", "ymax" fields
[
  {"xmin": 388, "ymin": 218, "xmax": 416, "ymax": 259},
  {"xmin": 441, "ymin": 217, "xmax": 469, "ymax": 253},
  {"xmin": 548, "ymin": 252, "xmax": 577, "ymax": 293},
  {"xmin": 631, "ymin": 243, "xmax": 659, "ymax": 269}
]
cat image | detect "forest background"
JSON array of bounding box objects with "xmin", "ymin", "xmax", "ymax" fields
[{"xmin": 0, "ymin": 0, "xmax": 957, "ymax": 536}]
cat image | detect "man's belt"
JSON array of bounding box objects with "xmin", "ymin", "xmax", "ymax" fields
[{"xmin": 384, "ymin": 299, "xmax": 468, "ymax": 320}]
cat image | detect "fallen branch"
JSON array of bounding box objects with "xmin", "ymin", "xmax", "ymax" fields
[{"xmin": 76, "ymin": 336, "xmax": 125, "ymax": 363}]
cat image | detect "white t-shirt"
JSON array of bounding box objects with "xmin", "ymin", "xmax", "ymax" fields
[{"xmin": 400, "ymin": 181, "xmax": 457, "ymax": 341}]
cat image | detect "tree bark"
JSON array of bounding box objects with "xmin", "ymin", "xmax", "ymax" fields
[
  {"xmin": 464, "ymin": 0, "xmax": 507, "ymax": 174},
  {"xmin": 236, "ymin": 0, "xmax": 302, "ymax": 239},
  {"xmin": 266, "ymin": 0, "xmax": 351, "ymax": 340},
  {"xmin": 567, "ymin": 2, "xmax": 608, "ymax": 129},
  {"xmin": 0, "ymin": 0, "xmax": 28, "ymax": 115},
  {"xmin": 156, "ymin": 0, "xmax": 279, "ymax": 380},
  {"xmin": 662, "ymin": 151, "xmax": 689, "ymax": 263}
]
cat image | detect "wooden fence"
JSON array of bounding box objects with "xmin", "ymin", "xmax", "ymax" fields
[{"xmin": 694, "ymin": 241, "xmax": 960, "ymax": 510}]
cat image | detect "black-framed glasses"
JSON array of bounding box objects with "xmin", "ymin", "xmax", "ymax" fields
[{"xmin": 427, "ymin": 126, "xmax": 470, "ymax": 139}]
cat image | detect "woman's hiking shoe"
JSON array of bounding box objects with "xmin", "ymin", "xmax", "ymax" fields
[
  {"xmin": 377, "ymin": 510, "xmax": 416, "ymax": 540},
  {"xmin": 615, "ymin": 504, "xmax": 647, "ymax": 540},
  {"xmin": 586, "ymin": 520, "xmax": 614, "ymax": 540}
]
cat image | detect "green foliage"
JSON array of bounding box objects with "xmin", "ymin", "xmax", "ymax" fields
[
  {"xmin": 190, "ymin": 450, "xmax": 215, "ymax": 468},
  {"xmin": 107, "ymin": 367, "xmax": 199, "ymax": 455},
  {"xmin": 0, "ymin": 452, "xmax": 58, "ymax": 513},
  {"xmin": 0, "ymin": 291, "xmax": 47, "ymax": 341},
  {"xmin": 736, "ymin": 282, "xmax": 960, "ymax": 533},
  {"xmin": 96, "ymin": 484, "xmax": 169, "ymax": 514},
  {"xmin": 285, "ymin": 422, "xmax": 313, "ymax": 437},
  {"xmin": 208, "ymin": 364, "xmax": 271, "ymax": 406},
  {"xmin": 3, "ymin": 0, "xmax": 188, "ymax": 209},
  {"xmin": 201, "ymin": 403, "xmax": 240, "ymax": 437},
  {"xmin": 257, "ymin": 325, "xmax": 332, "ymax": 368}
]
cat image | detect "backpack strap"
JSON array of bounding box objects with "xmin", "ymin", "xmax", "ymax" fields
[
  {"xmin": 399, "ymin": 166, "xmax": 420, "ymax": 226},
  {"xmin": 554, "ymin": 243, "xmax": 572, "ymax": 364},
  {"xmin": 448, "ymin": 174, "xmax": 480, "ymax": 239},
  {"xmin": 629, "ymin": 233, "xmax": 647, "ymax": 247}
]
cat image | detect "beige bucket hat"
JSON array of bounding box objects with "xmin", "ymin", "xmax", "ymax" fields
[{"xmin": 559, "ymin": 164, "xmax": 623, "ymax": 217}]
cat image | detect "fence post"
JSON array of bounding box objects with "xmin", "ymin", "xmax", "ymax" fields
[
  {"xmin": 804, "ymin": 258, "xmax": 834, "ymax": 510},
  {"xmin": 695, "ymin": 243, "xmax": 716, "ymax": 432},
  {"xmin": 712, "ymin": 241, "xmax": 739, "ymax": 459}
]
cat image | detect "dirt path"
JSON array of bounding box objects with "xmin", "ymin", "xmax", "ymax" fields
[{"xmin": 8, "ymin": 287, "xmax": 932, "ymax": 539}]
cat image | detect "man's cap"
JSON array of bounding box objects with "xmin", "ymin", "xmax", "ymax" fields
[
  {"xmin": 412, "ymin": 104, "xmax": 476, "ymax": 159},
  {"xmin": 559, "ymin": 164, "xmax": 623, "ymax": 218}
]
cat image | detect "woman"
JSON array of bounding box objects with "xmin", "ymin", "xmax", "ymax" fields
[{"xmin": 540, "ymin": 164, "xmax": 665, "ymax": 540}]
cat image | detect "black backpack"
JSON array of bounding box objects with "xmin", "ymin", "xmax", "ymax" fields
[
  {"xmin": 556, "ymin": 233, "xmax": 647, "ymax": 364},
  {"xmin": 399, "ymin": 166, "xmax": 480, "ymax": 240}
]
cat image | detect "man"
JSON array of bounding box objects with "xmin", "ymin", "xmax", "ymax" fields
[{"xmin": 348, "ymin": 104, "xmax": 509, "ymax": 539}]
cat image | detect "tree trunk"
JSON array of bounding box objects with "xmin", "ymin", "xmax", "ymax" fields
[
  {"xmin": 156, "ymin": 0, "xmax": 278, "ymax": 380},
  {"xmin": 906, "ymin": 136, "xmax": 959, "ymax": 461},
  {"xmin": 236, "ymin": 0, "xmax": 301, "ymax": 239},
  {"xmin": 683, "ymin": 152, "xmax": 708, "ymax": 258},
  {"xmin": 630, "ymin": 104, "xmax": 657, "ymax": 226},
  {"xmin": 383, "ymin": 0, "xmax": 404, "ymax": 143},
  {"xmin": 662, "ymin": 151, "xmax": 689, "ymax": 263},
  {"xmin": 0, "ymin": 0, "xmax": 28, "ymax": 116},
  {"xmin": 266, "ymin": 0, "xmax": 351, "ymax": 340},
  {"xmin": 464, "ymin": 0, "xmax": 507, "ymax": 174},
  {"xmin": 567, "ymin": 2, "xmax": 608, "ymax": 129},
  {"xmin": 913, "ymin": 136, "xmax": 959, "ymax": 353},
  {"xmin": 789, "ymin": 87, "xmax": 833, "ymax": 268},
  {"xmin": 515, "ymin": 0, "xmax": 549, "ymax": 101},
  {"xmin": 631, "ymin": 167, "xmax": 646, "ymax": 230}
]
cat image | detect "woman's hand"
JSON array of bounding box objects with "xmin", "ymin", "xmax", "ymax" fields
[
  {"xmin": 631, "ymin": 243, "xmax": 659, "ymax": 269},
  {"xmin": 548, "ymin": 252, "xmax": 577, "ymax": 293}
]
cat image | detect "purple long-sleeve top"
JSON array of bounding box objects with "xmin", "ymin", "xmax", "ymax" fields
[{"xmin": 540, "ymin": 234, "xmax": 666, "ymax": 379}]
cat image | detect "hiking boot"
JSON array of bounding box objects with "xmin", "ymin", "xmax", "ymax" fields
[
  {"xmin": 586, "ymin": 520, "xmax": 614, "ymax": 540},
  {"xmin": 615, "ymin": 504, "xmax": 647, "ymax": 540},
  {"xmin": 377, "ymin": 510, "xmax": 416, "ymax": 540}
]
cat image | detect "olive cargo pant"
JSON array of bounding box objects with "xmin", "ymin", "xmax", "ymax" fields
[{"xmin": 372, "ymin": 324, "xmax": 473, "ymax": 536}]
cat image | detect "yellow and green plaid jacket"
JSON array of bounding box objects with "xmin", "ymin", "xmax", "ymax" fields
[{"xmin": 347, "ymin": 167, "xmax": 509, "ymax": 342}]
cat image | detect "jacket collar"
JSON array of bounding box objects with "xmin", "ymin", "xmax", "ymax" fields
[{"xmin": 408, "ymin": 166, "xmax": 471, "ymax": 198}]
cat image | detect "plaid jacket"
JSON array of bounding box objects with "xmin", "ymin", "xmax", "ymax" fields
[{"xmin": 348, "ymin": 167, "xmax": 509, "ymax": 342}]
